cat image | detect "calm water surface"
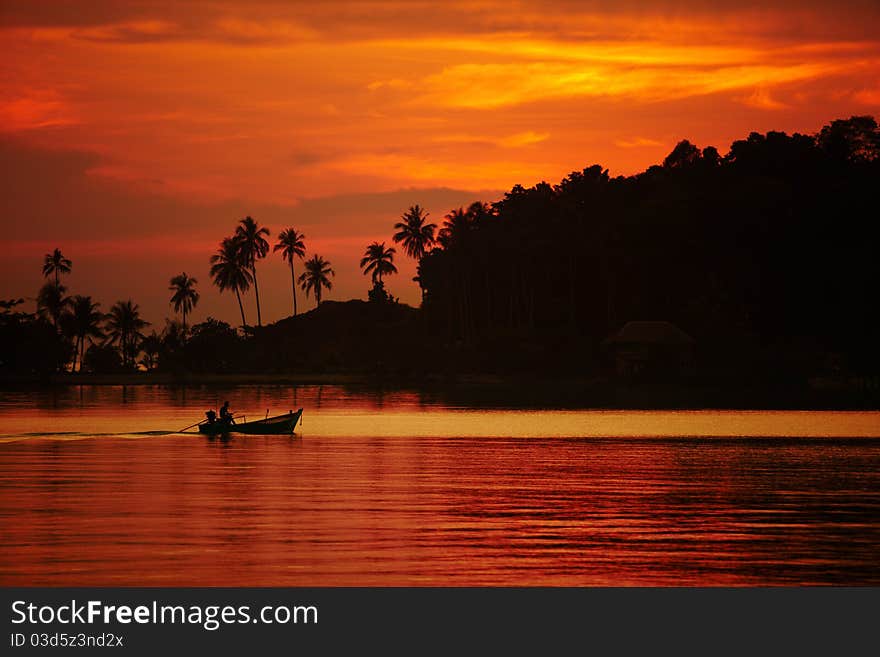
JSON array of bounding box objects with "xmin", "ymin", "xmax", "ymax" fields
[{"xmin": 1, "ymin": 385, "xmax": 878, "ymax": 585}]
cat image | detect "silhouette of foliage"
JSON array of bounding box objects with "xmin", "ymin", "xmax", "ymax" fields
[
  {"xmin": 274, "ymin": 228, "xmax": 307, "ymax": 316},
  {"xmin": 299, "ymin": 255, "xmax": 335, "ymax": 307},
  {"xmin": 234, "ymin": 216, "xmax": 270, "ymax": 326},
  {"xmin": 36, "ymin": 281, "xmax": 69, "ymax": 330},
  {"xmin": 393, "ymin": 205, "xmax": 436, "ymax": 260},
  {"xmin": 67, "ymin": 295, "xmax": 103, "ymax": 372},
  {"xmin": 104, "ymin": 300, "xmax": 150, "ymax": 370},
  {"xmin": 817, "ymin": 115, "xmax": 879, "ymax": 163},
  {"xmin": 663, "ymin": 139, "xmax": 702, "ymax": 169},
  {"xmin": 42, "ymin": 248, "xmax": 72, "ymax": 286},
  {"xmin": 83, "ymin": 343, "xmax": 124, "ymax": 374},
  {"xmin": 169, "ymin": 272, "xmax": 199, "ymax": 332},
  {"xmin": 2, "ymin": 115, "xmax": 877, "ymax": 394},
  {"xmin": 0, "ymin": 306, "xmax": 69, "ymax": 375},
  {"xmin": 360, "ymin": 241, "xmax": 398, "ymax": 285},
  {"xmin": 139, "ymin": 331, "xmax": 162, "ymax": 371},
  {"xmin": 414, "ymin": 115, "xmax": 880, "ymax": 382},
  {"xmin": 210, "ymin": 236, "xmax": 253, "ymax": 328},
  {"xmin": 368, "ymin": 280, "xmax": 396, "ymax": 304}
]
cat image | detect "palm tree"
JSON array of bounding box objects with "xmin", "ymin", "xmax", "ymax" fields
[
  {"xmin": 393, "ymin": 205, "xmax": 436, "ymax": 260},
  {"xmin": 68, "ymin": 295, "xmax": 103, "ymax": 372},
  {"xmin": 393, "ymin": 205, "xmax": 436, "ymax": 302},
  {"xmin": 298, "ymin": 255, "xmax": 335, "ymax": 307},
  {"xmin": 42, "ymin": 248, "xmax": 72, "ymax": 286},
  {"xmin": 36, "ymin": 281, "xmax": 69, "ymax": 330},
  {"xmin": 437, "ymin": 207, "xmax": 472, "ymax": 248},
  {"xmin": 168, "ymin": 272, "xmax": 199, "ymax": 332},
  {"xmin": 105, "ymin": 300, "xmax": 150, "ymax": 369},
  {"xmin": 210, "ymin": 237, "xmax": 253, "ymax": 327},
  {"xmin": 437, "ymin": 203, "xmax": 489, "ymax": 338},
  {"xmin": 273, "ymin": 228, "xmax": 306, "ymax": 316},
  {"xmin": 234, "ymin": 216, "xmax": 270, "ymax": 326},
  {"xmin": 360, "ymin": 242, "xmax": 398, "ymax": 284}
]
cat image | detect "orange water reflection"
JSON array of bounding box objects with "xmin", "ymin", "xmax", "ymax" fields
[{"xmin": 0, "ymin": 386, "xmax": 878, "ymax": 585}]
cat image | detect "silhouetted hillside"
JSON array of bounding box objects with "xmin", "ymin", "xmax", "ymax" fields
[{"xmin": 253, "ymin": 300, "xmax": 419, "ymax": 374}]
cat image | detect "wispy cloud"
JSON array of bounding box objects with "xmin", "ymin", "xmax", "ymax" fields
[
  {"xmin": 365, "ymin": 38, "xmax": 871, "ymax": 109},
  {"xmin": 741, "ymin": 87, "xmax": 790, "ymax": 110},
  {"xmin": 326, "ymin": 152, "xmax": 557, "ymax": 190},
  {"xmin": 0, "ymin": 93, "xmax": 79, "ymax": 131},
  {"xmin": 431, "ymin": 131, "xmax": 549, "ymax": 148},
  {"xmin": 615, "ymin": 137, "xmax": 665, "ymax": 149}
]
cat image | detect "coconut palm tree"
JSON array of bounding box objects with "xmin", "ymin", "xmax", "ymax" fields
[
  {"xmin": 210, "ymin": 237, "xmax": 253, "ymax": 327},
  {"xmin": 68, "ymin": 295, "xmax": 103, "ymax": 372},
  {"xmin": 393, "ymin": 205, "xmax": 436, "ymax": 302},
  {"xmin": 360, "ymin": 242, "xmax": 398, "ymax": 284},
  {"xmin": 168, "ymin": 272, "xmax": 199, "ymax": 332},
  {"xmin": 298, "ymin": 255, "xmax": 335, "ymax": 307},
  {"xmin": 437, "ymin": 207, "xmax": 472, "ymax": 249},
  {"xmin": 36, "ymin": 281, "xmax": 69, "ymax": 330},
  {"xmin": 393, "ymin": 205, "xmax": 436, "ymax": 260},
  {"xmin": 273, "ymin": 228, "xmax": 306, "ymax": 316},
  {"xmin": 42, "ymin": 248, "xmax": 72, "ymax": 286},
  {"xmin": 105, "ymin": 300, "xmax": 150, "ymax": 369},
  {"xmin": 234, "ymin": 216, "xmax": 270, "ymax": 326}
]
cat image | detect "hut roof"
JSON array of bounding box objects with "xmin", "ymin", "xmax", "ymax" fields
[{"xmin": 604, "ymin": 321, "xmax": 694, "ymax": 346}]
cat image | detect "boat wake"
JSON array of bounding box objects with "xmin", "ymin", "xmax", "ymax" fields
[{"xmin": 0, "ymin": 430, "xmax": 181, "ymax": 443}]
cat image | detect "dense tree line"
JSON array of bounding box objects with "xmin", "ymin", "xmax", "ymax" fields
[
  {"xmin": 0, "ymin": 214, "xmax": 336, "ymax": 375},
  {"xmin": 412, "ymin": 116, "xmax": 880, "ymax": 380},
  {"xmin": 2, "ymin": 116, "xmax": 877, "ymax": 384}
]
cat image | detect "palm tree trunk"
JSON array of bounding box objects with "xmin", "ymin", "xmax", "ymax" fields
[
  {"xmin": 252, "ymin": 265, "xmax": 262, "ymax": 326},
  {"xmin": 485, "ymin": 266, "xmax": 492, "ymax": 332},
  {"xmin": 235, "ymin": 289, "xmax": 247, "ymax": 327},
  {"xmin": 458, "ymin": 266, "xmax": 469, "ymax": 340},
  {"xmin": 568, "ymin": 253, "xmax": 576, "ymax": 328},
  {"xmin": 290, "ymin": 262, "xmax": 297, "ymax": 316},
  {"xmin": 80, "ymin": 338, "xmax": 86, "ymax": 373},
  {"xmin": 601, "ymin": 251, "xmax": 615, "ymax": 331},
  {"xmin": 509, "ymin": 263, "xmax": 516, "ymax": 328}
]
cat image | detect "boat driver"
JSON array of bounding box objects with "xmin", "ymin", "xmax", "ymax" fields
[{"xmin": 219, "ymin": 401, "xmax": 234, "ymax": 425}]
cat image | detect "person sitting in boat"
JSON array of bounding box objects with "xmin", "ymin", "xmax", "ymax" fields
[
  {"xmin": 205, "ymin": 409, "xmax": 217, "ymax": 424},
  {"xmin": 219, "ymin": 401, "xmax": 234, "ymax": 425}
]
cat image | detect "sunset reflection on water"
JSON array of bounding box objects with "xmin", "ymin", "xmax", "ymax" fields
[{"xmin": 1, "ymin": 385, "xmax": 878, "ymax": 586}]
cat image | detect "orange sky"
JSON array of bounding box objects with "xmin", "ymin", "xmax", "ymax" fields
[{"xmin": 2, "ymin": 0, "xmax": 879, "ymax": 326}]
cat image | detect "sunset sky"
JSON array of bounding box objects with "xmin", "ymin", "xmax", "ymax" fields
[{"xmin": 2, "ymin": 0, "xmax": 879, "ymax": 326}]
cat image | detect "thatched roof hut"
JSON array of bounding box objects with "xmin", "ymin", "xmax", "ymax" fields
[
  {"xmin": 604, "ymin": 321, "xmax": 694, "ymax": 379},
  {"xmin": 604, "ymin": 321, "xmax": 694, "ymax": 347}
]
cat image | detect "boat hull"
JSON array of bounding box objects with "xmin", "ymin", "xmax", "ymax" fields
[{"xmin": 198, "ymin": 408, "xmax": 303, "ymax": 435}]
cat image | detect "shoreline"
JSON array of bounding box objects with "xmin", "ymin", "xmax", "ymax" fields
[
  {"xmin": 1, "ymin": 372, "xmax": 376, "ymax": 386},
  {"xmin": 1, "ymin": 372, "xmax": 877, "ymax": 410}
]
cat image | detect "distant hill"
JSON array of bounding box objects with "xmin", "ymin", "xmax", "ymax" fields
[{"xmin": 251, "ymin": 300, "xmax": 420, "ymax": 375}]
